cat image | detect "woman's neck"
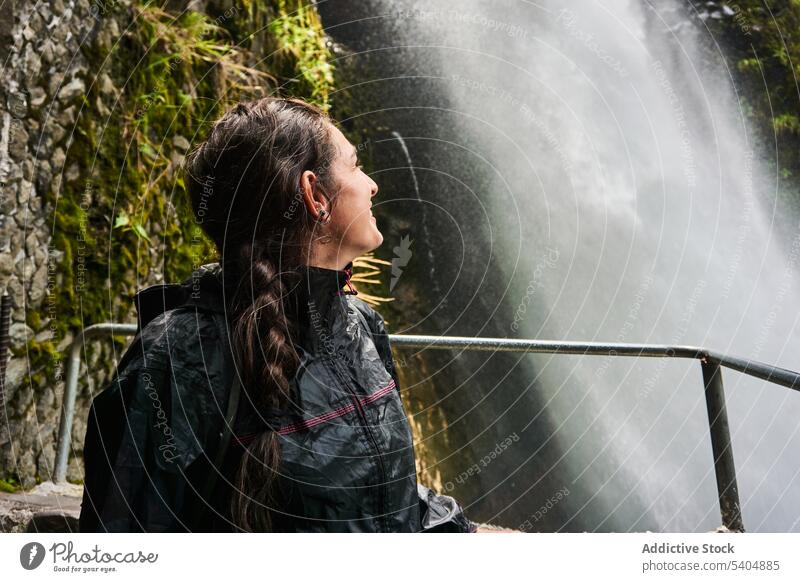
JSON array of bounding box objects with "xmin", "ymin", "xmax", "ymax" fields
[{"xmin": 303, "ymin": 248, "xmax": 355, "ymax": 271}]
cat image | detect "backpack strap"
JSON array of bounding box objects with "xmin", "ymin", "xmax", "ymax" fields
[{"xmin": 189, "ymin": 310, "xmax": 242, "ymax": 531}]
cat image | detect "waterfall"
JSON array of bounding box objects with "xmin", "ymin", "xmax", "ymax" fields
[{"xmin": 318, "ymin": 0, "xmax": 800, "ymax": 531}]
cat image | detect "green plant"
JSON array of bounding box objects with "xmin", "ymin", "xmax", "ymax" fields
[
  {"xmin": 0, "ymin": 478, "xmax": 21, "ymax": 494},
  {"xmin": 695, "ymin": 1, "xmax": 800, "ymax": 186}
]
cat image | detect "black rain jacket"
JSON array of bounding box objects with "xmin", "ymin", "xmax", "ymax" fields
[{"xmin": 78, "ymin": 261, "xmax": 476, "ymax": 533}]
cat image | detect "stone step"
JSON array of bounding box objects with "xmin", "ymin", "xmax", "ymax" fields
[{"xmin": 0, "ymin": 481, "xmax": 82, "ymax": 533}]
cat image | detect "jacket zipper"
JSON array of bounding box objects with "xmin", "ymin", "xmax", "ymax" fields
[
  {"xmin": 321, "ymin": 270, "xmax": 390, "ymax": 531},
  {"xmin": 341, "ymin": 269, "xmax": 390, "ymax": 531},
  {"xmin": 327, "ymin": 352, "xmax": 390, "ymax": 532},
  {"xmin": 323, "ymin": 291, "xmax": 390, "ymax": 532}
]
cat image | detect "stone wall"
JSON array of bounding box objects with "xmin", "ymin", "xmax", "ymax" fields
[
  {"xmin": 0, "ymin": 0, "xmax": 133, "ymax": 487},
  {"xmin": 0, "ymin": 0, "xmax": 337, "ymax": 490}
]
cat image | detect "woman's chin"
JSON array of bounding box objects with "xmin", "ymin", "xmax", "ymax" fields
[
  {"xmin": 350, "ymin": 232, "xmax": 383, "ymax": 256},
  {"xmin": 370, "ymin": 219, "xmax": 383, "ymax": 244},
  {"xmin": 367, "ymin": 228, "xmax": 383, "ymax": 251},
  {"xmin": 371, "ymin": 229, "xmax": 384, "ymax": 248}
]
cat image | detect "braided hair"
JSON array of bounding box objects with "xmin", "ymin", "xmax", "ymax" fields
[{"xmin": 184, "ymin": 96, "xmax": 339, "ymax": 531}]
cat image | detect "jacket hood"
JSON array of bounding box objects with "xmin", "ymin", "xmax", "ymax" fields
[{"xmin": 133, "ymin": 260, "xmax": 357, "ymax": 333}]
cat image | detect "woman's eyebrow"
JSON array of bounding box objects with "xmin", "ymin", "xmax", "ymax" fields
[{"xmin": 351, "ymin": 147, "xmax": 358, "ymax": 160}]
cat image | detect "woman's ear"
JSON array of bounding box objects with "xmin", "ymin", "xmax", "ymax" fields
[{"xmin": 300, "ymin": 170, "xmax": 329, "ymax": 220}]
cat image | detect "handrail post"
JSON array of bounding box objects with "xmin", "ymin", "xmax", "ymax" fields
[
  {"xmin": 54, "ymin": 323, "xmax": 138, "ymax": 483},
  {"xmin": 53, "ymin": 334, "xmax": 86, "ymax": 483},
  {"xmin": 701, "ymin": 359, "xmax": 744, "ymax": 532}
]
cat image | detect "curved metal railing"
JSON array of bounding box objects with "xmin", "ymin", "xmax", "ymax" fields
[{"xmin": 55, "ymin": 326, "xmax": 800, "ymax": 532}]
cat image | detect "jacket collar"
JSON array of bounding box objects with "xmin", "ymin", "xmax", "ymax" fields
[
  {"xmin": 289, "ymin": 261, "xmax": 357, "ymax": 335},
  {"xmin": 135, "ymin": 261, "xmax": 357, "ymax": 333},
  {"xmin": 295, "ymin": 261, "xmax": 357, "ymax": 298},
  {"xmin": 183, "ymin": 260, "xmax": 358, "ymax": 324}
]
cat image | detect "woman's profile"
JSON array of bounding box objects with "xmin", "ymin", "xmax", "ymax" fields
[{"xmin": 78, "ymin": 96, "xmax": 479, "ymax": 532}]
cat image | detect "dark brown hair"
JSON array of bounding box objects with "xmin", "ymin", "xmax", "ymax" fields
[{"xmin": 184, "ymin": 96, "xmax": 339, "ymax": 531}]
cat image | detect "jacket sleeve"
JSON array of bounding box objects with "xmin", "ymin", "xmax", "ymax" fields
[
  {"xmin": 356, "ymin": 300, "xmax": 477, "ymax": 533},
  {"xmin": 79, "ymin": 327, "xmax": 226, "ymax": 532},
  {"xmin": 417, "ymin": 483, "xmax": 478, "ymax": 532}
]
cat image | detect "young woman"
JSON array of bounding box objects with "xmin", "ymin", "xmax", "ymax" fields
[{"xmin": 78, "ymin": 96, "xmax": 479, "ymax": 532}]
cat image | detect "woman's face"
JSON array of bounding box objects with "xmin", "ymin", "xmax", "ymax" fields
[{"xmin": 319, "ymin": 124, "xmax": 382, "ymax": 261}]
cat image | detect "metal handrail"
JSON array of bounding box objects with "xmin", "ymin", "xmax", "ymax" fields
[
  {"xmin": 54, "ymin": 323, "xmax": 137, "ymax": 486},
  {"xmin": 55, "ymin": 326, "xmax": 800, "ymax": 532}
]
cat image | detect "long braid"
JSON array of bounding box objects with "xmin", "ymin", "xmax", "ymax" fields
[
  {"xmin": 227, "ymin": 242, "xmax": 302, "ymax": 531},
  {"xmin": 183, "ymin": 95, "xmax": 339, "ymax": 531}
]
